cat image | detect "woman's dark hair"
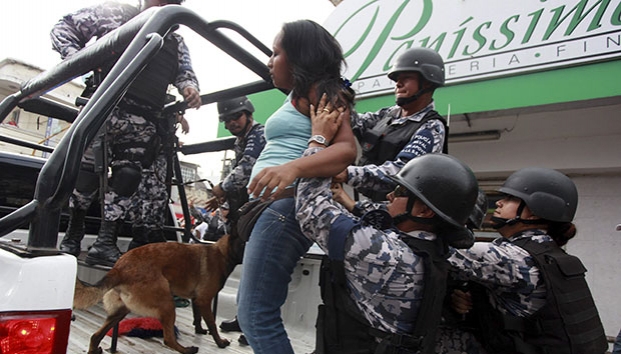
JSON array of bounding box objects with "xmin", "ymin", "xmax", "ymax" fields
[
  {"xmin": 547, "ymin": 221, "xmax": 577, "ymax": 247},
  {"xmin": 280, "ymin": 20, "xmax": 354, "ymax": 108}
]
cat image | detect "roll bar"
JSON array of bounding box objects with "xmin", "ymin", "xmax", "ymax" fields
[{"xmin": 0, "ymin": 5, "xmax": 275, "ymax": 250}]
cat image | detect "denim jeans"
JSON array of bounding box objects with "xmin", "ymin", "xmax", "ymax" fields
[
  {"xmin": 237, "ymin": 197, "xmax": 313, "ymax": 354},
  {"xmin": 613, "ymin": 328, "xmax": 621, "ymax": 354}
]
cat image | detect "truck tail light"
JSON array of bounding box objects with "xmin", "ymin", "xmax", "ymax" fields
[{"xmin": 0, "ymin": 309, "xmax": 72, "ymax": 354}]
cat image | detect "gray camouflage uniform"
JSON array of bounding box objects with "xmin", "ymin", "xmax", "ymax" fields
[
  {"xmin": 296, "ymin": 146, "xmax": 435, "ymax": 334},
  {"xmin": 51, "ymin": 1, "xmax": 199, "ymax": 223},
  {"xmin": 220, "ymin": 121, "xmax": 266, "ymax": 195},
  {"xmin": 434, "ymin": 229, "xmax": 549, "ymax": 353}
]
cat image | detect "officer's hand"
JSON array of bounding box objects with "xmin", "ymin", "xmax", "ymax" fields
[
  {"xmin": 183, "ymin": 87, "xmax": 201, "ymax": 109},
  {"xmin": 205, "ymin": 196, "xmax": 220, "ymax": 212},
  {"xmin": 177, "ymin": 113, "xmax": 190, "ymax": 134},
  {"xmin": 332, "ymin": 169, "xmax": 349, "ymax": 183},
  {"xmin": 451, "ymin": 289, "xmax": 473, "ymax": 315},
  {"xmin": 330, "ymin": 182, "xmax": 355, "ymax": 212},
  {"xmin": 211, "ymin": 183, "xmax": 226, "ymax": 199}
]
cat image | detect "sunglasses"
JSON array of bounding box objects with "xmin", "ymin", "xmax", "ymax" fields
[
  {"xmin": 220, "ymin": 111, "xmax": 244, "ymax": 123},
  {"xmin": 393, "ymin": 185, "xmax": 412, "ymax": 198}
]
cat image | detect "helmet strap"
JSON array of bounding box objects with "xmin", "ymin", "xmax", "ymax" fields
[
  {"xmin": 392, "ymin": 196, "xmax": 435, "ymax": 226},
  {"xmin": 491, "ymin": 200, "xmax": 542, "ymax": 229},
  {"xmin": 396, "ymin": 86, "xmax": 432, "ymax": 107}
]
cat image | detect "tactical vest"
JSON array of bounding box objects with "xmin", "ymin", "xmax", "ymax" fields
[
  {"xmin": 473, "ymin": 238, "xmax": 607, "ymax": 354},
  {"xmin": 316, "ymin": 229, "xmax": 448, "ymax": 354},
  {"xmin": 124, "ymin": 34, "xmax": 179, "ymax": 109},
  {"xmin": 357, "ymin": 109, "xmax": 448, "ymax": 201},
  {"xmin": 358, "ymin": 109, "xmax": 448, "ymax": 167},
  {"xmin": 93, "ymin": 34, "xmax": 179, "ymax": 110}
]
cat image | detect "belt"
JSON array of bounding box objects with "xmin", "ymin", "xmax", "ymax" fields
[
  {"xmin": 117, "ymin": 100, "xmax": 162, "ymax": 120},
  {"xmin": 274, "ymin": 187, "xmax": 295, "ymax": 200}
]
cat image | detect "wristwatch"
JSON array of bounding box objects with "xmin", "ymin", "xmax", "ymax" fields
[{"xmin": 308, "ymin": 135, "xmax": 329, "ymax": 146}]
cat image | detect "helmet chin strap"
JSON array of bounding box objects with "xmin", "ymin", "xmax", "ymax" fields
[
  {"xmin": 396, "ymin": 86, "xmax": 432, "ymax": 107},
  {"xmin": 392, "ymin": 196, "xmax": 435, "ymax": 226},
  {"xmin": 490, "ymin": 200, "xmax": 542, "ymax": 229}
]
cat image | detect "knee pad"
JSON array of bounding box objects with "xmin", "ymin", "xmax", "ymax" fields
[
  {"xmin": 109, "ymin": 164, "xmax": 142, "ymax": 197},
  {"xmin": 75, "ymin": 164, "xmax": 100, "ymax": 194}
]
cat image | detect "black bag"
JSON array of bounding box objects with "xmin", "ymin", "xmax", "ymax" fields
[{"xmin": 237, "ymin": 198, "xmax": 273, "ymax": 242}]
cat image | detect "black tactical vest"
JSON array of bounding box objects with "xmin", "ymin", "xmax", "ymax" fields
[
  {"xmin": 316, "ymin": 229, "xmax": 448, "ymax": 354},
  {"xmin": 124, "ymin": 34, "xmax": 179, "ymax": 109},
  {"xmin": 358, "ymin": 109, "xmax": 448, "ymax": 167},
  {"xmin": 473, "ymin": 238, "xmax": 607, "ymax": 354},
  {"xmin": 357, "ymin": 109, "xmax": 448, "ymax": 201}
]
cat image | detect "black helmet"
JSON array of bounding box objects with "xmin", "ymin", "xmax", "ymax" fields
[
  {"xmin": 387, "ymin": 47, "xmax": 445, "ymax": 86},
  {"xmin": 390, "ymin": 154, "xmax": 478, "ymax": 230},
  {"xmin": 467, "ymin": 189, "xmax": 488, "ymax": 230},
  {"xmin": 217, "ymin": 96, "xmax": 255, "ymax": 121},
  {"xmin": 498, "ymin": 167, "xmax": 578, "ymax": 222}
]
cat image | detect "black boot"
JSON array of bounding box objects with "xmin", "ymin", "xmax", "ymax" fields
[
  {"xmin": 147, "ymin": 228, "xmax": 167, "ymax": 243},
  {"xmin": 59, "ymin": 208, "xmax": 87, "ymax": 257},
  {"xmin": 127, "ymin": 226, "xmax": 149, "ymax": 251},
  {"xmin": 85, "ymin": 220, "xmax": 122, "ymax": 267},
  {"xmin": 220, "ymin": 316, "xmax": 241, "ymax": 332}
]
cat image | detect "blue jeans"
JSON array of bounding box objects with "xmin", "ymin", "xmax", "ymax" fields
[
  {"xmin": 237, "ymin": 197, "xmax": 313, "ymax": 354},
  {"xmin": 613, "ymin": 327, "xmax": 621, "ymax": 354}
]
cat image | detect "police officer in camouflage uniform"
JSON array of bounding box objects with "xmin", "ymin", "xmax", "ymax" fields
[
  {"xmin": 333, "ymin": 47, "xmax": 448, "ymax": 206},
  {"xmin": 202, "ymin": 96, "xmax": 265, "ymax": 338},
  {"xmin": 52, "ymin": 0, "xmax": 200, "ymax": 267},
  {"xmin": 206, "ymin": 96, "xmax": 266, "ymax": 216},
  {"xmin": 447, "ymin": 168, "xmax": 607, "ymax": 354},
  {"xmin": 297, "ymin": 106, "xmax": 478, "ymax": 354}
]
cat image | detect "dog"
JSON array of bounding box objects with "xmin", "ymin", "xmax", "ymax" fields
[{"xmin": 73, "ymin": 228, "xmax": 245, "ymax": 354}]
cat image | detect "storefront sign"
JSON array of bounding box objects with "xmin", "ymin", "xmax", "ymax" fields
[{"xmin": 324, "ymin": 0, "xmax": 621, "ymax": 97}]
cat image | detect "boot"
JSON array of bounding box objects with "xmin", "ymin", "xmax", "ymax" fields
[
  {"xmin": 85, "ymin": 220, "xmax": 122, "ymax": 267},
  {"xmin": 59, "ymin": 208, "xmax": 87, "ymax": 257},
  {"xmin": 220, "ymin": 316, "xmax": 241, "ymax": 332},
  {"xmin": 127, "ymin": 226, "xmax": 149, "ymax": 251},
  {"xmin": 147, "ymin": 228, "xmax": 167, "ymax": 243}
]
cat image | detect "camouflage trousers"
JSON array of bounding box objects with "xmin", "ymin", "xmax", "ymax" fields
[
  {"xmin": 69, "ymin": 106, "xmax": 157, "ymax": 222},
  {"xmin": 434, "ymin": 326, "xmax": 488, "ymax": 354},
  {"xmin": 127, "ymin": 153, "xmax": 168, "ymax": 229}
]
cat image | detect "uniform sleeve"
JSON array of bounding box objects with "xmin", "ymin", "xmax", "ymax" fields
[
  {"xmin": 347, "ymin": 118, "xmax": 446, "ymax": 196},
  {"xmin": 221, "ymin": 125, "xmax": 266, "ymax": 193},
  {"xmin": 296, "ymin": 147, "xmax": 357, "ymax": 252},
  {"xmin": 50, "ymin": 2, "xmax": 138, "ymax": 59},
  {"xmin": 447, "ymin": 241, "xmax": 540, "ymax": 292},
  {"xmin": 172, "ymin": 34, "xmax": 200, "ymax": 93}
]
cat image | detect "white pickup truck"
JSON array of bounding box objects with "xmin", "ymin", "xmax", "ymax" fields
[{"xmin": 0, "ymin": 6, "xmax": 321, "ymax": 353}]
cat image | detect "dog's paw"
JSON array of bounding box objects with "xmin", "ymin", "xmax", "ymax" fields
[
  {"xmin": 184, "ymin": 346, "xmax": 199, "ymax": 354},
  {"xmin": 87, "ymin": 348, "xmax": 103, "ymax": 354},
  {"xmin": 216, "ymin": 338, "xmax": 231, "ymax": 348}
]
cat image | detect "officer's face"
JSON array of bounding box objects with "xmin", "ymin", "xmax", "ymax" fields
[
  {"xmin": 223, "ymin": 112, "xmax": 247, "ymax": 135},
  {"xmin": 494, "ymin": 195, "xmax": 536, "ymax": 222},
  {"xmin": 386, "ymin": 185, "xmax": 412, "ymax": 217},
  {"xmin": 393, "ymin": 72, "xmax": 421, "ymax": 99}
]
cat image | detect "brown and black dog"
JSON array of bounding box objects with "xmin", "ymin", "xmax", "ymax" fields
[{"xmin": 73, "ymin": 229, "xmax": 245, "ymax": 354}]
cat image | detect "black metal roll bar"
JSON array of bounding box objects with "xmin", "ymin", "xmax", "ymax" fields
[{"xmin": 0, "ymin": 5, "xmax": 276, "ymax": 250}]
